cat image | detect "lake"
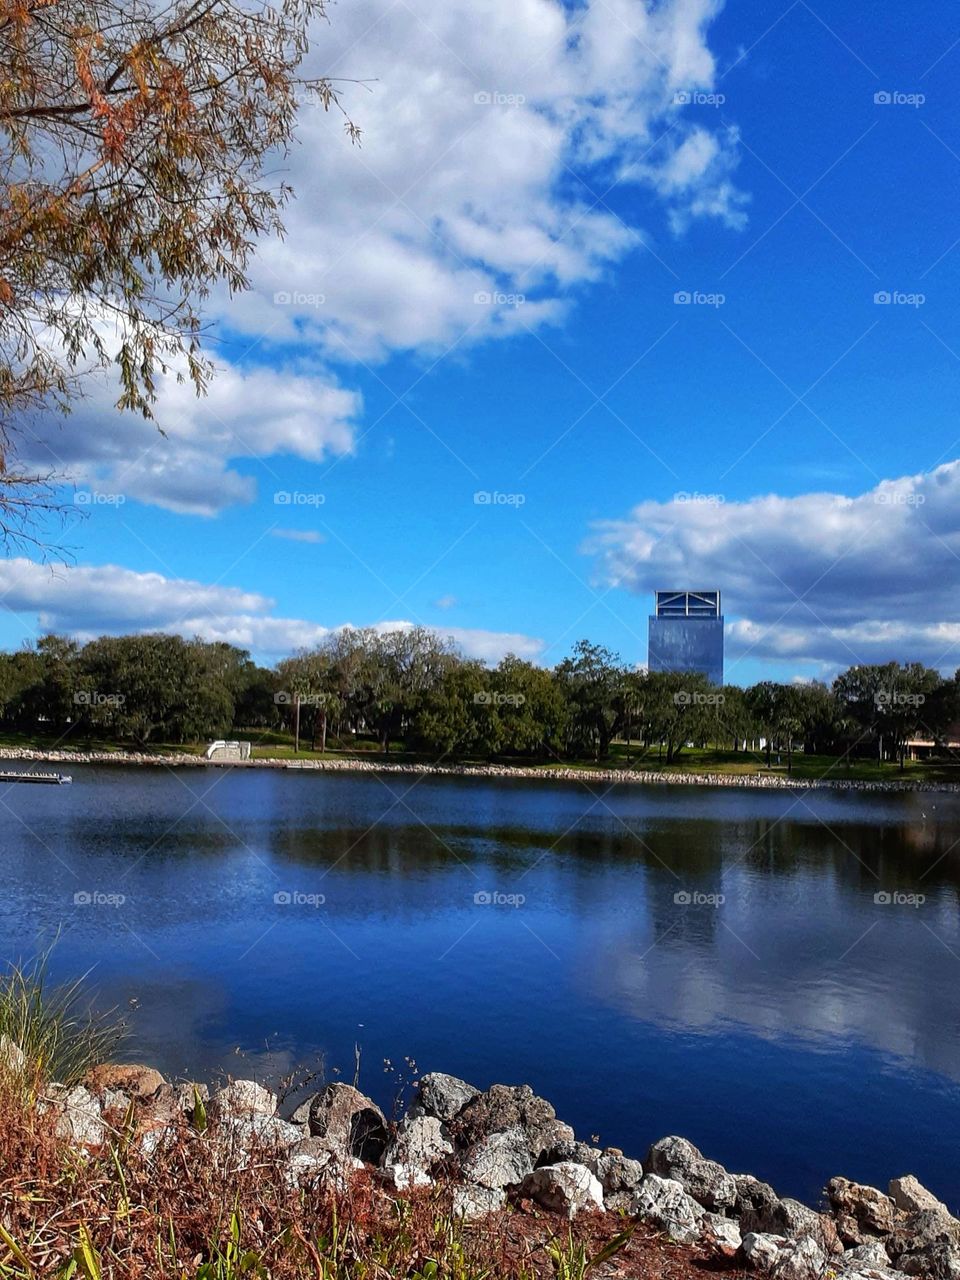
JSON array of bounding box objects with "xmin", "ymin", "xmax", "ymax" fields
[{"xmin": 2, "ymin": 765, "xmax": 959, "ymax": 1208}]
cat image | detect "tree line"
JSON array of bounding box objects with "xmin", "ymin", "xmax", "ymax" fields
[{"xmin": 0, "ymin": 630, "xmax": 957, "ymax": 769}]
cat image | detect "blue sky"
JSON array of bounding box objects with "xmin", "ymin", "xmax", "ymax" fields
[{"xmin": 7, "ymin": 0, "xmax": 960, "ymax": 684}]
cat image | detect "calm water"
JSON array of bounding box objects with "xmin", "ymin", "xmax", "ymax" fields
[{"xmin": 3, "ymin": 766, "xmax": 960, "ymax": 1207}]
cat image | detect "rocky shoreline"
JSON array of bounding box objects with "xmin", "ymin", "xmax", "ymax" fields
[
  {"xmin": 0, "ymin": 745, "xmax": 957, "ymax": 794},
  {"xmin": 25, "ymin": 1051, "xmax": 960, "ymax": 1280}
]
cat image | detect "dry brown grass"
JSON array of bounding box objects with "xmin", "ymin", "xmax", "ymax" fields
[{"xmin": 0, "ymin": 1077, "xmax": 747, "ymax": 1280}]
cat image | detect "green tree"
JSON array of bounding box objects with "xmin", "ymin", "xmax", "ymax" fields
[{"xmin": 554, "ymin": 640, "xmax": 626, "ymax": 760}]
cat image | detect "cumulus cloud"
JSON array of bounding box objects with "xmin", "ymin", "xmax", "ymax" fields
[
  {"xmin": 22, "ymin": 356, "xmax": 359, "ymax": 516},
  {"xmin": 589, "ymin": 461, "xmax": 960, "ymax": 673},
  {"xmin": 15, "ymin": 0, "xmax": 744, "ymax": 514},
  {"xmin": 0, "ymin": 558, "xmax": 544, "ymax": 663},
  {"xmin": 219, "ymin": 0, "xmax": 746, "ymax": 359}
]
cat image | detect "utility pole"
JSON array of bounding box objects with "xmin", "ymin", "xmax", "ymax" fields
[{"xmin": 294, "ymin": 693, "xmax": 301, "ymax": 754}]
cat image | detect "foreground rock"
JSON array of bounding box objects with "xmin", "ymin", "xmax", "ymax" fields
[
  {"xmin": 292, "ymin": 1083, "xmax": 389, "ymax": 1164},
  {"xmin": 646, "ymin": 1135, "xmax": 737, "ymax": 1212},
  {"xmin": 520, "ymin": 1162, "xmax": 604, "ymax": 1218},
  {"xmin": 14, "ymin": 1047, "xmax": 960, "ymax": 1280}
]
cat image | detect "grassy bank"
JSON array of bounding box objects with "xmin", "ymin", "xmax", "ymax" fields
[{"xmin": 2, "ymin": 729, "xmax": 959, "ymax": 787}]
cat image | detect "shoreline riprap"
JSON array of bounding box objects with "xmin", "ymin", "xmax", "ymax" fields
[
  {"xmin": 24, "ymin": 1057, "xmax": 960, "ymax": 1280},
  {"xmin": 0, "ymin": 744, "xmax": 957, "ymax": 794}
]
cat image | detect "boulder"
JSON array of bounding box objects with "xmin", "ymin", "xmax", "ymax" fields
[
  {"xmin": 216, "ymin": 1112, "xmax": 301, "ymax": 1153},
  {"xmin": 645, "ymin": 1135, "xmax": 737, "ymax": 1212},
  {"xmin": 210, "ymin": 1080, "xmax": 276, "ymax": 1120},
  {"xmin": 454, "ymin": 1084, "xmax": 561, "ymax": 1159},
  {"xmin": 736, "ymin": 1175, "xmax": 783, "ymax": 1226},
  {"xmin": 452, "ymin": 1184, "xmax": 506, "ymax": 1220},
  {"xmin": 48, "ymin": 1084, "xmax": 105, "ymax": 1147},
  {"xmin": 298, "ymin": 1084, "xmax": 388, "ymax": 1164},
  {"xmin": 769, "ymin": 1236, "xmax": 826, "ymax": 1280},
  {"xmin": 702, "ymin": 1212, "xmax": 743, "ymax": 1251},
  {"xmin": 885, "ymin": 1209, "xmax": 960, "ymax": 1280},
  {"xmin": 520, "ymin": 1163, "xmax": 604, "ymax": 1218},
  {"xmin": 538, "ymin": 1137, "xmax": 600, "ymax": 1168},
  {"xmin": 889, "ymin": 1176, "xmax": 950, "ymax": 1218},
  {"xmin": 460, "ymin": 1127, "xmax": 534, "ymax": 1189},
  {"xmin": 383, "ymin": 1114, "xmax": 453, "ymax": 1172},
  {"xmin": 379, "ymin": 1163, "xmax": 434, "ymax": 1190},
  {"xmin": 0, "ymin": 1035, "xmax": 25, "ymax": 1075},
  {"xmin": 587, "ymin": 1150, "xmax": 645, "ymax": 1212},
  {"xmin": 741, "ymin": 1232, "xmax": 787, "ymax": 1272},
  {"xmin": 410, "ymin": 1072, "xmax": 480, "ymax": 1122},
  {"xmin": 84, "ymin": 1063, "xmax": 165, "ymax": 1102},
  {"xmin": 630, "ymin": 1173, "xmax": 705, "ymax": 1243},
  {"xmin": 827, "ymin": 1177, "xmax": 899, "ymax": 1245},
  {"xmin": 843, "ymin": 1242, "xmax": 896, "ymax": 1267}
]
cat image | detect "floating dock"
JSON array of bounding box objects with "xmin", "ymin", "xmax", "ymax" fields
[{"xmin": 0, "ymin": 771, "xmax": 72, "ymax": 785}]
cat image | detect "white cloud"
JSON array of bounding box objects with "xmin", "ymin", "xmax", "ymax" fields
[
  {"xmin": 219, "ymin": 0, "xmax": 746, "ymax": 359},
  {"xmin": 0, "ymin": 558, "xmax": 543, "ymax": 663},
  {"xmin": 589, "ymin": 460, "xmax": 960, "ymax": 673},
  {"xmin": 16, "ymin": 0, "xmax": 744, "ymax": 514},
  {"xmin": 23, "ymin": 357, "xmax": 359, "ymax": 516}
]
